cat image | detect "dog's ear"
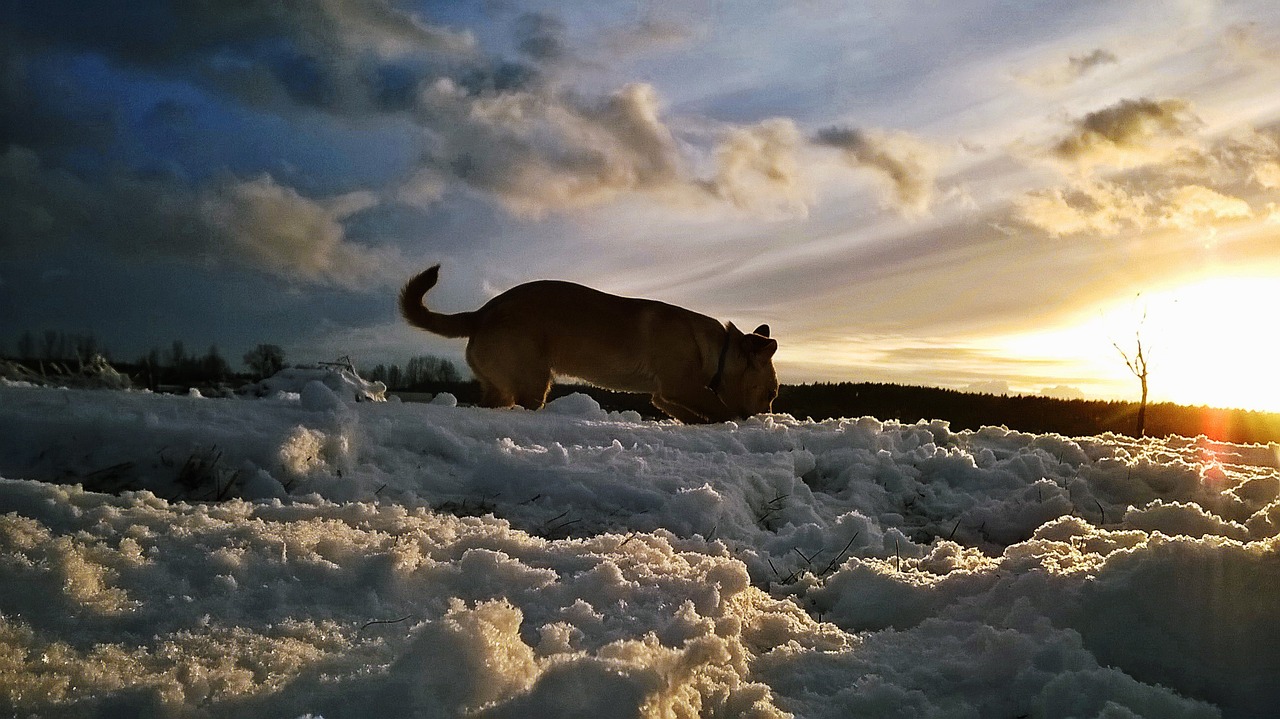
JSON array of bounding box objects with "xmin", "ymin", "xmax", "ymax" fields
[
  {"xmin": 753, "ymin": 324, "xmax": 770, "ymax": 338},
  {"xmin": 744, "ymin": 334, "xmax": 778, "ymax": 361},
  {"xmin": 760, "ymin": 338, "xmax": 777, "ymax": 359}
]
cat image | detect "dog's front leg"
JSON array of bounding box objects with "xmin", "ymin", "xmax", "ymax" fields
[
  {"xmin": 652, "ymin": 395, "xmax": 710, "ymax": 424},
  {"xmin": 653, "ymin": 383, "xmax": 736, "ymax": 424}
]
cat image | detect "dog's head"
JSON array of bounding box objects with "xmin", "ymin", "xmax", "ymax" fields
[{"xmin": 718, "ymin": 323, "xmax": 779, "ymax": 419}]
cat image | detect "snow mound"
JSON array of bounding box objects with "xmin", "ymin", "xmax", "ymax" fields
[
  {"xmin": 240, "ymin": 365, "xmax": 387, "ymax": 403},
  {"xmin": 1, "ymin": 382, "xmax": 1278, "ymax": 717},
  {"xmin": 541, "ymin": 391, "xmax": 609, "ymax": 420}
]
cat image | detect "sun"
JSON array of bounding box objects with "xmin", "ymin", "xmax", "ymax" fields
[
  {"xmin": 1098, "ymin": 276, "xmax": 1280, "ymax": 413},
  {"xmin": 990, "ymin": 274, "xmax": 1280, "ymax": 413}
]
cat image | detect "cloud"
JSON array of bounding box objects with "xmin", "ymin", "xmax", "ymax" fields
[
  {"xmin": 5, "ymin": 3, "xmax": 935, "ymax": 221},
  {"xmin": 1156, "ymin": 184, "xmax": 1252, "ymax": 231},
  {"xmin": 1041, "ymin": 385, "xmax": 1086, "ymax": 400},
  {"xmin": 0, "ymin": 146, "xmax": 398, "ymax": 289},
  {"xmin": 395, "ymin": 169, "xmax": 449, "ymax": 210},
  {"xmin": 705, "ymin": 119, "xmax": 809, "ymax": 215},
  {"xmin": 1050, "ymin": 98, "xmax": 1202, "ymax": 170},
  {"xmin": 1018, "ymin": 49, "xmax": 1118, "ymax": 88},
  {"xmin": 602, "ymin": 19, "xmax": 697, "ymax": 56},
  {"xmin": 513, "ymin": 12, "xmax": 569, "ymax": 63},
  {"xmin": 1193, "ymin": 125, "xmax": 1280, "ymax": 190},
  {"xmin": 415, "ymin": 81, "xmax": 688, "ymax": 216},
  {"xmin": 1017, "ymin": 180, "xmax": 1253, "ymax": 237},
  {"xmin": 12, "ymin": 1, "xmax": 473, "ymax": 66},
  {"xmin": 1017, "ymin": 180, "xmax": 1151, "ymax": 236},
  {"xmin": 813, "ymin": 127, "xmax": 941, "ymax": 213},
  {"xmin": 963, "ymin": 380, "xmax": 1011, "ymax": 396},
  {"xmin": 200, "ymin": 175, "xmax": 398, "ymax": 288},
  {"xmin": 1020, "ymin": 101, "xmax": 1280, "ymax": 237},
  {"xmin": 1221, "ymin": 22, "xmax": 1280, "ymax": 66},
  {"xmin": 8, "ymin": 1, "xmax": 477, "ymax": 114}
]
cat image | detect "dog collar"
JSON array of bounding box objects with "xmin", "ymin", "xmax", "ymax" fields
[{"xmin": 707, "ymin": 327, "xmax": 731, "ymax": 395}]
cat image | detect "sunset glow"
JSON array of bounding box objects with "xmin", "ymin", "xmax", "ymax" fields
[
  {"xmin": 987, "ymin": 274, "xmax": 1280, "ymax": 412},
  {"xmin": 1099, "ymin": 276, "xmax": 1280, "ymax": 412}
]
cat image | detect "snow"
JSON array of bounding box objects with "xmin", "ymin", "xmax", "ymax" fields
[{"xmin": 1, "ymin": 368, "xmax": 1278, "ymax": 718}]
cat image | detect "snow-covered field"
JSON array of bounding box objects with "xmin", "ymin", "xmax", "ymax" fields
[{"xmin": 2, "ymin": 369, "xmax": 1278, "ymax": 718}]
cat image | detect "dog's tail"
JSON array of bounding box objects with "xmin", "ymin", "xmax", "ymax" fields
[{"xmin": 399, "ymin": 265, "xmax": 477, "ymax": 338}]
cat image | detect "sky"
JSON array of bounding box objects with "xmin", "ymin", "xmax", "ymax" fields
[{"xmin": 3, "ymin": 0, "xmax": 1280, "ymax": 411}]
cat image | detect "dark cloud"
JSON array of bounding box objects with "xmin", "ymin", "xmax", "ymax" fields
[
  {"xmin": 1019, "ymin": 48, "xmax": 1118, "ymax": 87},
  {"xmin": 1069, "ymin": 49, "xmax": 1118, "ymax": 76},
  {"xmin": 413, "ymin": 81, "xmax": 692, "ymax": 215},
  {"xmin": 513, "ymin": 12, "xmax": 568, "ymax": 63},
  {"xmin": 10, "ymin": 0, "xmax": 472, "ymax": 67},
  {"xmin": 7, "ymin": 0, "xmax": 475, "ymax": 117},
  {"xmin": 1051, "ymin": 98, "xmax": 1201, "ymax": 169},
  {"xmin": 814, "ymin": 126, "xmax": 940, "ymax": 212},
  {"xmin": 0, "ymin": 45, "xmax": 117, "ymax": 157},
  {"xmin": 0, "ymin": 146, "xmax": 398, "ymax": 289}
]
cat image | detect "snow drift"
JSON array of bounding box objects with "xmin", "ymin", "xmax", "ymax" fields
[{"xmin": 1, "ymin": 370, "xmax": 1277, "ymax": 718}]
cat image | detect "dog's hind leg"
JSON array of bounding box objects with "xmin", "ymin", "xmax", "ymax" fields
[
  {"xmin": 477, "ymin": 378, "xmax": 515, "ymax": 408},
  {"xmin": 510, "ymin": 366, "xmax": 552, "ymax": 410},
  {"xmin": 467, "ymin": 345, "xmax": 516, "ymax": 408}
]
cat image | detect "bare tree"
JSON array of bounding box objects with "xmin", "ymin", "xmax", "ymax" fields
[
  {"xmin": 243, "ymin": 344, "xmax": 286, "ymax": 380},
  {"xmin": 1112, "ymin": 313, "xmax": 1150, "ymax": 437}
]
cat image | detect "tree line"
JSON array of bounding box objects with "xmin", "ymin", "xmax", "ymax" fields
[
  {"xmin": 3, "ymin": 329, "xmax": 461, "ymax": 391},
  {"xmin": 364, "ymin": 356, "xmax": 462, "ymax": 390},
  {"xmin": 396, "ymin": 379, "xmax": 1280, "ymax": 445}
]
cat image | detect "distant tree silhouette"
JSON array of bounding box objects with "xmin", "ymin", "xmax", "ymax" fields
[
  {"xmin": 17, "ymin": 331, "xmax": 36, "ymax": 360},
  {"xmin": 366, "ymin": 355, "xmax": 463, "ymax": 389},
  {"xmin": 243, "ymin": 344, "xmax": 286, "ymax": 380},
  {"xmin": 201, "ymin": 345, "xmax": 232, "ymax": 382},
  {"xmin": 41, "ymin": 330, "xmax": 60, "ymax": 360}
]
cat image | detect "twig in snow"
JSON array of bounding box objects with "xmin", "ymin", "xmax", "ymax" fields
[
  {"xmin": 767, "ymin": 557, "xmax": 800, "ymax": 585},
  {"xmin": 792, "ymin": 547, "xmax": 818, "ymax": 567},
  {"xmin": 359, "ymin": 615, "xmax": 412, "ymax": 632},
  {"xmin": 820, "ymin": 532, "xmax": 859, "ymax": 576}
]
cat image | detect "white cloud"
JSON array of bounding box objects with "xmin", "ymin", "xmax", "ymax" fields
[
  {"xmin": 705, "ymin": 118, "xmax": 810, "ymax": 215},
  {"xmin": 200, "ymin": 175, "xmax": 399, "ymax": 288},
  {"xmin": 1017, "ymin": 180, "xmax": 1151, "ymax": 236},
  {"xmin": 1157, "ymin": 184, "xmax": 1252, "ymax": 231}
]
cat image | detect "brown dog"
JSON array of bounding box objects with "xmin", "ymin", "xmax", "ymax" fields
[{"xmin": 399, "ymin": 265, "xmax": 778, "ymax": 423}]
